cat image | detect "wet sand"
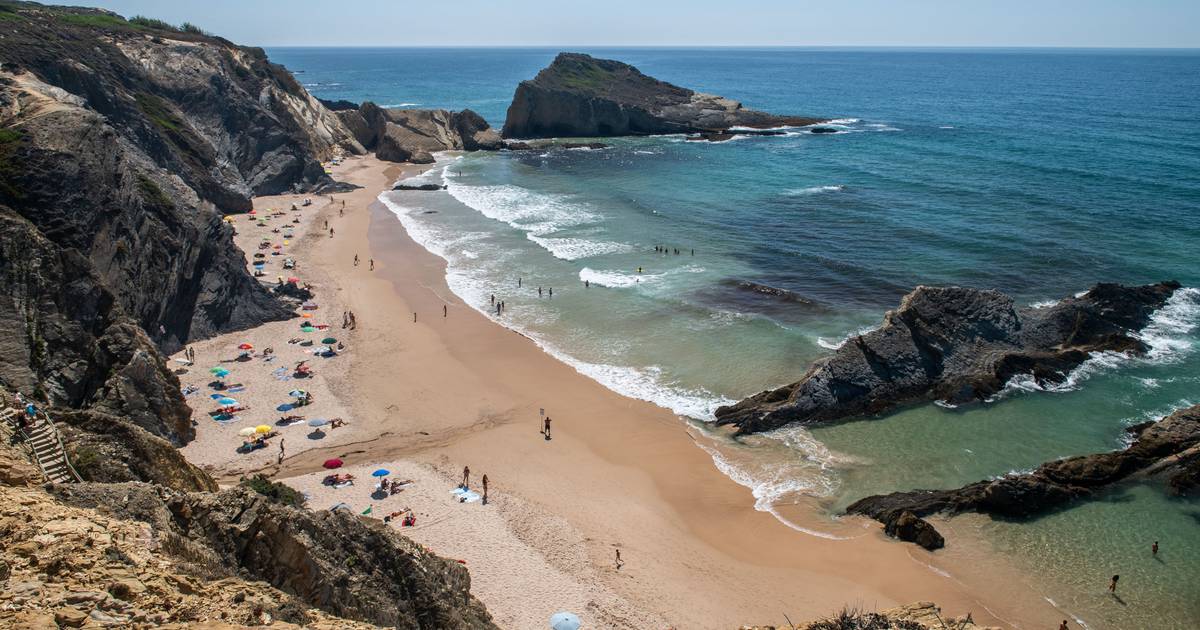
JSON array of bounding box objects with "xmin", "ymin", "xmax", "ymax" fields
[{"xmin": 179, "ymin": 154, "xmax": 1063, "ymax": 629}]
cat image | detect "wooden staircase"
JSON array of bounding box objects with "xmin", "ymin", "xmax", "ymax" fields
[{"xmin": 0, "ymin": 404, "xmax": 81, "ymax": 484}]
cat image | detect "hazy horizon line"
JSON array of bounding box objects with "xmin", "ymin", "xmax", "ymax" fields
[{"xmin": 260, "ymin": 44, "xmax": 1200, "ymax": 51}]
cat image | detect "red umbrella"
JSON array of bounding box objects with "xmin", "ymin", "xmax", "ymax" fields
[
  {"xmin": 323, "ymin": 458, "xmax": 343, "ymax": 469},
  {"xmin": 248, "ymin": 209, "xmax": 257, "ymax": 215},
  {"xmin": 287, "ymin": 277, "xmax": 299, "ymax": 284},
  {"xmin": 238, "ymin": 343, "xmax": 253, "ymax": 350}
]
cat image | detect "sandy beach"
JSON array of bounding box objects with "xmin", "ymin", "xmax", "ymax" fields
[{"xmin": 175, "ymin": 154, "xmax": 1067, "ymax": 629}]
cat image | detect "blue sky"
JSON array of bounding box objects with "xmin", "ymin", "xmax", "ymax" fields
[{"xmin": 67, "ymin": 1, "xmax": 1200, "ymax": 48}]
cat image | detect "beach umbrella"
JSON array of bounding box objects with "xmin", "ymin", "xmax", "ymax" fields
[
  {"xmin": 289, "ymin": 389, "xmax": 307, "ymax": 398},
  {"xmin": 321, "ymin": 337, "xmax": 337, "ymax": 344},
  {"xmin": 237, "ymin": 427, "xmax": 256, "ymax": 437},
  {"xmin": 273, "ymin": 245, "xmax": 282, "ymax": 250},
  {"xmin": 302, "ymin": 301, "xmax": 317, "ymax": 308},
  {"xmin": 371, "ymin": 469, "xmax": 390, "ymax": 477},
  {"xmin": 254, "ymin": 253, "xmax": 266, "ymax": 259},
  {"xmin": 238, "ymin": 343, "xmax": 253, "ymax": 350},
  {"xmin": 255, "ymin": 425, "xmax": 272, "ymax": 434},
  {"xmin": 248, "ymin": 209, "xmax": 257, "ymax": 215},
  {"xmin": 210, "ymin": 367, "xmax": 230, "ymax": 377},
  {"xmin": 287, "ymin": 277, "xmax": 299, "ymax": 283},
  {"xmin": 301, "ymin": 325, "xmax": 316, "ymax": 332},
  {"xmin": 217, "ymin": 397, "xmax": 237, "ymax": 406},
  {"xmin": 549, "ymin": 612, "xmax": 581, "ymax": 630},
  {"xmin": 300, "ymin": 314, "xmax": 313, "ymax": 319},
  {"xmin": 276, "ymin": 403, "xmax": 294, "ymax": 412},
  {"xmin": 323, "ymin": 458, "xmax": 343, "ymax": 469},
  {"xmin": 308, "ymin": 418, "xmax": 329, "ymax": 427},
  {"xmin": 210, "ymin": 393, "xmax": 225, "ymax": 400}
]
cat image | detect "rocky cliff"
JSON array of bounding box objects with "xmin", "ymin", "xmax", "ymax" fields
[
  {"xmin": 502, "ymin": 52, "xmax": 825, "ymax": 138},
  {"xmin": 715, "ymin": 282, "xmax": 1181, "ymax": 434},
  {"xmin": 47, "ymin": 482, "xmax": 497, "ymax": 629},
  {"xmin": 846, "ymin": 404, "xmax": 1200, "ymax": 549},
  {"xmin": 337, "ymin": 101, "xmax": 502, "ymax": 164},
  {"xmin": 0, "ymin": 2, "xmax": 378, "ymax": 440},
  {"xmin": 0, "ymin": 481, "xmax": 494, "ymax": 629}
]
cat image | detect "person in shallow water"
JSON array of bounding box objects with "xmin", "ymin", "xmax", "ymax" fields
[
  {"xmin": 1152, "ymin": 540, "xmax": 1159, "ymax": 556},
  {"xmin": 1058, "ymin": 621, "xmax": 1068, "ymax": 630},
  {"xmin": 1108, "ymin": 574, "xmax": 1119, "ymax": 593}
]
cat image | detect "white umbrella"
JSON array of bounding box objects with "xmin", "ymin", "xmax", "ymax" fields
[
  {"xmin": 237, "ymin": 427, "xmax": 256, "ymax": 437},
  {"xmin": 550, "ymin": 612, "xmax": 580, "ymax": 630}
]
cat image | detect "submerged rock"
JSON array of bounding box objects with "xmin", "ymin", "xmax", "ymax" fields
[
  {"xmin": 715, "ymin": 282, "xmax": 1181, "ymax": 434},
  {"xmin": 846, "ymin": 405, "xmax": 1200, "ymax": 546},
  {"xmin": 394, "ymin": 183, "xmax": 448, "ymax": 191},
  {"xmin": 502, "ymin": 52, "xmax": 825, "ymax": 138}
]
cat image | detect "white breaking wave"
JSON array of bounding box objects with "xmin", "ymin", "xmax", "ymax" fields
[
  {"xmin": 991, "ymin": 287, "xmax": 1200, "ymax": 399},
  {"xmin": 1029, "ymin": 299, "xmax": 1060, "ymax": 309},
  {"xmin": 579, "ymin": 265, "xmax": 703, "ymax": 289},
  {"xmin": 527, "ymin": 235, "xmax": 633, "ymax": 261},
  {"xmin": 783, "ymin": 184, "xmax": 845, "ymax": 196},
  {"xmin": 383, "ymin": 102, "xmax": 421, "ymax": 107},
  {"xmin": 816, "ymin": 324, "xmax": 878, "ymax": 350}
]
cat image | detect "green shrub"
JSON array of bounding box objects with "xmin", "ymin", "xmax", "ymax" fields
[
  {"xmin": 57, "ymin": 13, "xmax": 128, "ymax": 29},
  {"xmin": 242, "ymin": 474, "xmax": 307, "ymax": 507},
  {"xmin": 180, "ymin": 22, "xmax": 207, "ymax": 35},
  {"xmin": 71, "ymin": 446, "xmax": 102, "ymax": 479},
  {"xmin": 128, "ymin": 15, "xmax": 178, "ymax": 31}
]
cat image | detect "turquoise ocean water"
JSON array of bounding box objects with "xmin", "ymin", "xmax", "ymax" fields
[{"xmin": 270, "ymin": 48, "xmax": 1200, "ymax": 628}]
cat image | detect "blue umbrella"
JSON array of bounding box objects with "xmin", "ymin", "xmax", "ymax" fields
[
  {"xmin": 217, "ymin": 397, "xmax": 237, "ymax": 406},
  {"xmin": 371, "ymin": 469, "xmax": 390, "ymax": 477},
  {"xmin": 550, "ymin": 612, "xmax": 581, "ymax": 630},
  {"xmin": 210, "ymin": 394, "xmax": 224, "ymax": 400},
  {"xmin": 308, "ymin": 418, "xmax": 328, "ymax": 427},
  {"xmin": 276, "ymin": 403, "xmax": 294, "ymax": 412}
]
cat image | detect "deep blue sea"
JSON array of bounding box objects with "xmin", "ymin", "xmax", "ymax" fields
[{"xmin": 270, "ymin": 47, "xmax": 1200, "ymax": 628}]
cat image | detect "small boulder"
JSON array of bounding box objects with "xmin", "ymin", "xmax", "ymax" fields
[
  {"xmin": 54, "ymin": 607, "xmax": 89, "ymax": 628},
  {"xmin": 883, "ymin": 511, "xmax": 945, "ymax": 551}
]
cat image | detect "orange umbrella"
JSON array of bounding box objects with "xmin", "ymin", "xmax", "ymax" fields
[{"xmin": 238, "ymin": 343, "xmax": 253, "ymax": 350}]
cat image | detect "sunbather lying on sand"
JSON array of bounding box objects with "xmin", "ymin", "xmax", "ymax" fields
[{"xmin": 329, "ymin": 417, "xmax": 348, "ymax": 429}]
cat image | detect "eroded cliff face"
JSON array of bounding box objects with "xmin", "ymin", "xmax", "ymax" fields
[
  {"xmin": 48, "ymin": 483, "xmax": 498, "ymax": 629},
  {"xmin": 339, "ymin": 102, "xmax": 502, "ymax": 164},
  {"xmin": 502, "ymin": 52, "xmax": 825, "ymax": 138},
  {"xmin": 0, "ymin": 4, "xmax": 371, "ymax": 438},
  {"xmin": 715, "ymin": 282, "xmax": 1181, "ymax": 434}
]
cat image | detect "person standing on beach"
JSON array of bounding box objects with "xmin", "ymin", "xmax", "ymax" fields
[
  {"xmin": 370, "ymin": 259, "xmax": 374, "ymax": 270},
  {"xmin": 329, "ymin": 227, "xmax": 335, "ymax": 238},
  {"xmin": 543, "ymin": 416, "xmax": 552, "ymax": 440},
  {"xmin": 277, "ymin": 438, "xmax": 285, "ymax": 465},
  {"xmin": 461, "ymin": 465, "xmax": 470, "ymax": 490},
  {"xmin": 615, "ymin": 548, "xmax": 623, "ymax": 570},
  {"xmin": 1058, "ymin": 621, "xmax": 1068, "ymax": 630},
  {"xmin": 481, "ymin": 474, "xmax": 489, "ymax": 505},
  {"xmin": 413, "ymin": 312, "xmax": 417, "ymax": 323},
  {"xmin": 443, "ymin": 304, "xmax": 448, "ymax": 318},
  {"xmin": 1108, "ymin": 574, "xmax": 1119, "ymax": 593},
  {"xmin": 354, "ymin": 254, "xmax": 359, "ymax": 266}
]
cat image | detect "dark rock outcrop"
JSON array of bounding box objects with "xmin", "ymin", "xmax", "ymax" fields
[
  {"xmin": 56, "ymin": 409, "xmax": 216, "ymax": 491},
  {"xmin": 0, "ymin": 209, "xmax": 193, "ymax": 443},
  {"xmin": 716, "ymin": 282, "xmax": 1180, "ymax": 434},
  {"xmin": 318, "ymin": 97, "xmax": 361, "ymax": 111},
  {"xmin": 847, "ymin": 405, "xmax": 1200, "ymax": 546},
  {"xmin": 52, "ymin": 483, "xmax": 498, "ymax": 629},
  {"xmin": 502, "ymin": 52, "xmax": 825, "ymax": 139},
  {"xmin": 394, "ymin": 183, "xmax": 448, "ymax": 192},
  {"xmin": 884, "ymin": 511, "xmax": 944, "ymax": 551}
]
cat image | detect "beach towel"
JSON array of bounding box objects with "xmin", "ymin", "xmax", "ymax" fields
[{"xmin": 450, "ymin": 488, "xmax": 481, "ymax": 503}]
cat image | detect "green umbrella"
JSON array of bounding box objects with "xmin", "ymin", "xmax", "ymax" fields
[
  {"xmin": 301, "ymin": 326, "xmax": 316, "ymax": 333},
  {"xmin": 321, "ymin": 337, "xmax": 336, "ymax": 344}
]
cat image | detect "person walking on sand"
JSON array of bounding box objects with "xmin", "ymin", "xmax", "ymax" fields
[
  {"xmin": 1108, "ymin": 574, "xmax": 1119, "ymax": 593},
  {"xmin": 481, "ymin": 474, "xmax": 489, "ymax": 505},
  {"xmin": 1058, "ymin": 621, "xmax": 1068, "ymax": 630},
  {"xmin": 370, "ymin": 258, "xmax": 374, "ymax": 270},
  {"xmin": 615, "ymin": 548, "xmax": 623, "ymax": 570},
  {"xmin": 443, "ymin": 304, "xmax": 447, "ymax": 318},
  {"xmin": 329, "ymin": 227, "xmax": 335, "ymax": 238},
  {"xmin": 354, "ymin": 254, "xmax": 359, "ymax": 266},
  {"xmin": 461, "ymin": 465, "xmax": 470, "ymax": 490},
  {"xmin": 277, "ymin": 438, "xmax": 285, "ymax": 465},
  {"xmin": 413, "ymin": 312, "xmax": 417, "ymax": 323},
  {"xmin": 543, "ymin": 416, "xmax": 552, "ymax": 440}
]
